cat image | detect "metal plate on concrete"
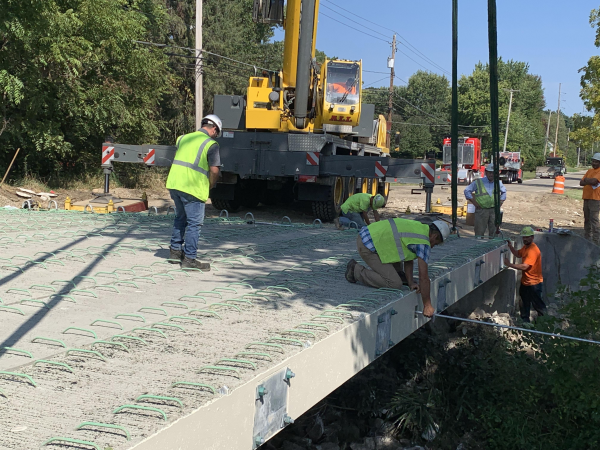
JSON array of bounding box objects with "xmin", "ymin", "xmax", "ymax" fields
[
  {"xmin": 253, "ymin": 367, "xmax": 291, "ymax": 447},
  {"xmin": 375, "ymin": 309, "xmax": 393, "ymax": 356}
]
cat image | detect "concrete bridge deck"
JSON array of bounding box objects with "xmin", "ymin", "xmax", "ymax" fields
[{"xmin": 0, "ymin": 209, "xmax": 507, "ymax": 450}]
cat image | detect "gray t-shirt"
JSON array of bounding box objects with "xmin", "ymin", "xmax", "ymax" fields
[{"xmin": 197, "ymin": 128, "xmax": 221, "ymax": 167}]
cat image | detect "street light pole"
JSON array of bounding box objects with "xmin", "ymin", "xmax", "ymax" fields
[
  {"xmin": 553, "ymin": 83, "xmax": 561, "ymax": 157},
  {"xmin": 502, "ymin": 89, "xmax": 519, "ymax": 152},
  {"xmin": 544, "ymin": 110, "xmax": 552, "ymax": 159}
]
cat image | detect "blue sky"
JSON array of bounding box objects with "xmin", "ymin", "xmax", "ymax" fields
[{"xmin": 273, "ymin": 0, "xmax": 600, "ymax": 116}]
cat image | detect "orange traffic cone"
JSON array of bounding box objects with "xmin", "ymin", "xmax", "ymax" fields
[{"xmin": 552, "ymin": 175, "xmax": 565, "ymax": 194}]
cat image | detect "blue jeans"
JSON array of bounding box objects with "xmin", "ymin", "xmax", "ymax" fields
[
  {"xmin": 169, "ymin": 189, "xmax": 205, "ymax": 259},
  {"xmin": 339, "ymin": 211, "xmax": 366, "ymax": 229}
]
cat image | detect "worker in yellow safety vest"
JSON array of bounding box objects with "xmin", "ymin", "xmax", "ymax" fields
[
  {"xmin": 463, "ymin": 164, "xmax": 506, "ymax": 238},
  {"xmin": 334, "ymin": 193, "xmax": 385, "ymax": 229},
  {"xmin": 166, "ymin": 114, "xmax": 223, "ymax": 270},
  {"xmin": 345, "ymin": 218, "xmax": 451, "ymax": 317}
]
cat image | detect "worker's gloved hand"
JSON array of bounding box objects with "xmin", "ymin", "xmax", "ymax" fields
[
  {"xmin": 411, "ymin": 282, "xmax": 420, "ymax": 293},
  {"xmin": 423, "ymin": 304, "xmax": 435, "ymax": 318}
]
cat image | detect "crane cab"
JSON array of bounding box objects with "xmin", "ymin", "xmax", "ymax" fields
[{"xmin": 321, "ymin": 60, "xmax": 362, "ymax": 133}]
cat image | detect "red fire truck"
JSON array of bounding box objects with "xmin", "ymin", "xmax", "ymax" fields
[
  {"xmin": 436, "ymin": 137, "xmax": 484, "ymax": 185},
  {"xmin": 435, "ymin": 138, "xmax": 523, "ymax": 185}
]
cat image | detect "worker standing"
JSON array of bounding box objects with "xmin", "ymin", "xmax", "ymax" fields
[
  {"xmin": 579, "ymin": 153, "xmax": 600, "ymax": 245},
  {"xmin": 166, "ymin": 114, "xmax": 223, "ymax": 270},
  {"xmin": 504, "ymin": 227, "xmax": 546, "ymax": 322},
  {"xmin": 463, "ymin": 164, "xmax": 506, "ymax": 238},
  {"xmin": 334, "ymin": 193, "xmax": 385, "ymax": 229},
  {"xmin": 345, "ymin": 218, "xmax": 450, "ymax": 317}
]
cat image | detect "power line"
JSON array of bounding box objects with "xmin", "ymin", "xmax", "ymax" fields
[
  {"xmin": 395, "ymin": 75, "xmax": 408, "ymax": 85},
  {"xmin": 318, "ymin": 11, "xmax": 390, "ymax": 43},
  {"xmin": 319, "ymin": 3, "xmax": 391, "ymax": 40},
  {"xmin": 133, "ymin": 40, "xmax": 277, "ymax": 73},
  {"xmin": 321, "ymin": 0, "xmax": 451, "ymax": 76},
  {"xmin": 363, "ymin": 76, "xmax": 390, "ymax": 88},
  {"xmin": 397, "ymin": 48, "xmax": 447, "ymax": 77},
  {"xmin": 393, "ymin": 97, "xmax": 450, "ymax": 125}
]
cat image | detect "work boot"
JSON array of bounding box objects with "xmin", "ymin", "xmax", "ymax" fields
[
  {"xmin": 182, "ymin": 257, "xmax": 211, "ymax": 271},
  {"xmin": 345, "ymin": 259, "xmax": 357, "ymax": 283},
  {"xmin": 168, "ymin": 247, "xmax": 184, "ymax": 264},
  {"xmin": 333, "ymin": 217, "xmax": 343, "ymax": 230}
]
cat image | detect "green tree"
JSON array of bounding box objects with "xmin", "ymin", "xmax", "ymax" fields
[
  {"xmin": 1, "ymin": 0, "xmax": 174, "ymax": 180},
  {"xmin": 458, "ymin": 59, "xmax": 547, "ymax": 167},
  {"xmin": 363, "ymin": 71, "xmax": 450, "ymax": 157}
]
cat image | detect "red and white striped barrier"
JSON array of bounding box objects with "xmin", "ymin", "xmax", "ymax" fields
[
  {"xmin": 306, "ymin": 152, "xmax": 319, "ymax": 166},
  {"xmin": 421, "ymin": 162, "xmax": 435, "ymax": 184},
  {"xmin": 375, "ymin": 161, "xmax": 387, "ymax": 178},
  {"xmin": 101, "ymin": 146, "xmax": 115, "ymax": 165},
  {"xmin": 144, "ymin": 149, "xmax": 156, "ymax": 166}
]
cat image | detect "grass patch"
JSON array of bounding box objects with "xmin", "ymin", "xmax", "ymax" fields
[
  {"xmin": 564, "ymin": 188, "xmax": 583, "ymax": 200},
  {"xmin": 522, "ymin": 171, "xmax": 536, "ymax": 181}
]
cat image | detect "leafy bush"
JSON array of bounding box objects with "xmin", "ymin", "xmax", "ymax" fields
[{"xmin": 386, "ymin": 265, "xmax": 600, "ymax": 449}]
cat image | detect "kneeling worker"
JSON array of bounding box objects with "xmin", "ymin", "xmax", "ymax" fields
[
  {"xmin": 504, "ymin": 226, "xmax": 546, "ymax": 322},
  {"xmin": 345, "ymin": 218, "xmax": 451, "ymax": 317},
  {"xmin": 334, "ymin": 193, "xmax": 386, "ymax": 229}
]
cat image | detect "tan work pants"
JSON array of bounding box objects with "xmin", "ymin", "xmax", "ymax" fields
[
  {"xmin": 474, "ymin": 207, "xmax": 495, "ymax": 238},
  {"xmin": 354, "ymin": 235, "xmax": 404, "ymax": 289},
  {"xmin": 584, "ymin": 199, "xmax": 600, "ymax": 244}
]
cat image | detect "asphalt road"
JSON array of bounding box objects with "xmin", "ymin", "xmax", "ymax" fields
[{"xmin": 428, "ymin": 170, "xmax": 587, "ymax": 196}]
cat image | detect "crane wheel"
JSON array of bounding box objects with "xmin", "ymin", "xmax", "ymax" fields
[
  {"xmin": 378, "ymin": 182, "xmax": 390, "ymax": 205},
  {"xmin": 345, "ymin": 177, "xmax": 356, "ymax": 200},
  {"xmin": 368, "ymin": 179, "xmax": 378, "ymax": 196},
  {"xmin": 211, "ymin": 198, "xmax": 241, "ymax": 212},
  {"xmin": 312, "ymin": 177, "xmax": 344, "ymax": 222},
  {"xmin": 360, "ymin": 178, "xmax": 369, "ymax": 193}
]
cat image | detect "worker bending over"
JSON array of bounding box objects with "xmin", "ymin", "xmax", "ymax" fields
[
  {"xmin": 334, "ymin": 193, "xmax": 385, "ymax": 229},
  {"xmin": 464, "ymin": 164, "xmax": 506, "ymax": 238},
  {"xmin": 166, "ymin": 114, "xmax": 223, "ymax": 270},
  {"xmin": 504, "ymin": 227, "xmax": 546, "ymax": 322},
  {"xmin": 579, "ymin": 153, "xmax": 600, "ymax": 245},
  {"xmin": 345, "ymin": 218, "xmax": 450, "ymax": 317}
]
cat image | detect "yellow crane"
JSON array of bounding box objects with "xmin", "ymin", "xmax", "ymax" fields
[
  {"xmin": 248, "ymin": 0, "xmax": 388, "ymax": 149},
  {"xmin": 99, "ymin": 0, "xmax": 438, "ymax": 221}
]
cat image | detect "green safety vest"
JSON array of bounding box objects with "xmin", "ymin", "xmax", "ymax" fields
[
  {"xmin": 341, "ymin": 193, "xmax": 372, "ymax": 214},
  {"xmin": 166, "ymin": 131, "xmax": 216, "ymax": 202},
  {"xmin": 472, "ymin": 179, "xmax": 494, "ymax": 209},
  {"xmin": 369, "ymin": 218, "xmax": 430, "ymax": 264}
]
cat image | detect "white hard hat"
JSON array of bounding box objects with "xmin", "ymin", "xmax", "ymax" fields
[
  {"xmin": 432, "ymin": 220, "xmax": 451, "ymax": 242},
  {"xmin": 592, "ymin": 153, "xmax": 600, "ymax": 162},
  {"xmin": 485, "ymin": 163, "xmax": 494, "ymax": 172},
  {"xmin": 201, "ymin": 114, "xmax": 223, "ymax": 137}
]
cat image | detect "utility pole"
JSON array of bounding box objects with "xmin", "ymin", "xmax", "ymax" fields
[
  {"xmin": 553, "ymin": 83, "xmax": 561, "ymax": 157},
  {"xmin": 451, "ymin": 0, "xmax": 458, "ymax": 230},
  {"xmin": 566, "ymin": 127, "xmax": 571, "ymax": 162},
  {"xmin": 386, "ymin": 34, "xmax": 396, "ymax": 149},
  {"xmin": 502, "ymin": 89, "xmax": 519, "ymax": 152},
  {"xmin": 195, "ymin": 0, "xmax": 203, "ymax": 130},
  {"xmin": 544, "ymin": 110, "xmax": 552, "ymax": 158}
]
